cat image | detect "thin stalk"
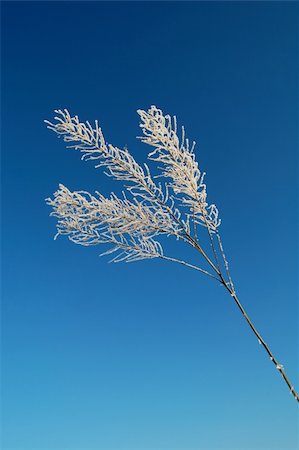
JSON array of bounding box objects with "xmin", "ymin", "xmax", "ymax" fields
[
  {"xmin": 188, "ymin": 222, "xmax": 299, "ymax": 402},
  {"xmin": 207, "ymin": 263, "xmax": 299, "ymax": 402},
  {"xmin": 187, "ymin": 234, "xmax": 221, "ymax": 276},
  {"xmin": 160, "ymin": 255, "xmax": 221, "ymax": 282},
  {"xmin": 216, "ymin": 232, "xmax": 235, "ymax": 293}
]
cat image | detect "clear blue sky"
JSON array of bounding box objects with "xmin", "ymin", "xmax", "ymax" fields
[{"xmin": 2, "ymin": 2, "xmax": 298, "ymax": 449}]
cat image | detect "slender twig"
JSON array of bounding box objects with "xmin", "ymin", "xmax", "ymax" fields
[
  {"xmin": 197, "ymin": 208, "xmax": 223, "ymax": 275},
  {"xmin": 186, "ymin": 234, "xmax": 221, "ymax": 276},
  {"xmin": 160, "ymin": 255, "xmax": 221, "ymax": 282},
  {"xmin": 192, "ymin": 206, "xmax": 198, "ymax": 242},
  {"xmin": 220, "ymin": 276, "xmax": 299, "ymax": 403},
  {"xmin": 216, "ymin": 232, "xmax": 235, "ymax": 293},
  {"xmin": 191, "ymin": 240, "xmax": 299, "ymax": 403}
]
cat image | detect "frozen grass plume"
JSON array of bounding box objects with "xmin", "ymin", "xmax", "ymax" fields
[{"xmin": 45, "ymin": 106, "xmax": 298, "ymax": 403}]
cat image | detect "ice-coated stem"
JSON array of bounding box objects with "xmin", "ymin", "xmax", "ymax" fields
[{"xmin": 223, "ymin": 281, "xmax": 299, "ymax": 403}]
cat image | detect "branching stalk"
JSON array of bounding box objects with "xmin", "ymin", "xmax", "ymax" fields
[{"xmin": 46, "ymin": 105, "xmax": 298, "ymax": 404}]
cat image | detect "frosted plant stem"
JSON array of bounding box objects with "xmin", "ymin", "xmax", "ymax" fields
[
  {"xmin": 218, "ymin": 273, "xmax": 299, "ymax": 403},
  {"xmin": 216, "ymin": 232, "xmax": 235, "ymax": 293},
  {"xmin": 190, "ymin": 217, "xmax": 298, "ymax": 402},
  {"xmin": 160, "ymin": 255, "xmax": 221, "ymax": 282},
  {"xmin": 164, "ymin": 238, "xmax": 299, "ymax": 402},
  {"xmin": 187, "ymin": 235, "xmax": 221, "ymax": 276},
  {"xmin": 200, "ymin": 210, "xmax": 222, "ymax": 274}
]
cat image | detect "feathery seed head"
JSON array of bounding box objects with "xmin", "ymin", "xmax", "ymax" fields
[{"xmin": 46, "ymin": 106, "xmax": 220, "ymax": 263}]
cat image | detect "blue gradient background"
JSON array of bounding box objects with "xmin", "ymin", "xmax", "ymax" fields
[{"xmin": 2, "ymin": 2, "xmax": 298, "ymax": 449}]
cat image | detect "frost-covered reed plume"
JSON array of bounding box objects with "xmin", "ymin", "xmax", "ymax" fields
[{"xmin": 46, "ymin": 106, "xmax": 298, "ymax": 403}]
